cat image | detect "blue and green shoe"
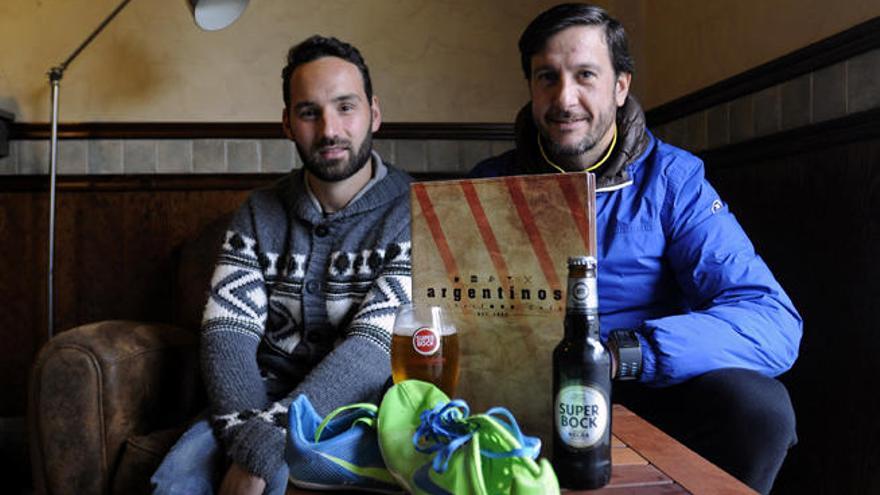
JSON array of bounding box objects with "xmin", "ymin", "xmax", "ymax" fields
[
  {"xmin": 285, "ymin": 394, "xmax": 401, "ymax": 493},
  {"xmin": 377, "ymin": 380, "xmax": 560, "ymax": 495}
]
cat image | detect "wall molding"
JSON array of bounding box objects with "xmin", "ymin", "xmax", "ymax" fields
[
  {"xmin": 0, "ymin": 171, "xmax": 463, "ymax": 193},
  {"xmin": 700, "ymin": 107, "xmax": 880, "ymax": 168},
  {"xmin": 10, "ymin": 122, "xmax": 514, "ymax": 141},
  {"xmin": 646, "ymin": 16, "xmax": 880, "ymax": 127}
]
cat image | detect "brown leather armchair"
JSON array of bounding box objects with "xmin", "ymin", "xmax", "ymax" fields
[{"xmin": 28, "ymin": 216, "xmax": 228, "ymax": 495}]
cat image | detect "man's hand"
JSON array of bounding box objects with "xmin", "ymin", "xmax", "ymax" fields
[{"xmin": 219, "ymin": 463, "xmax": 266, "ymax": 495}]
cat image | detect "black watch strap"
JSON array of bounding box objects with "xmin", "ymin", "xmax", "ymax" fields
[{"xmin": 609, "ymin": 329, "xmax": 642, "ymax": 380}]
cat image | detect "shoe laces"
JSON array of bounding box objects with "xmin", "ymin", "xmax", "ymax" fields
[
  {"xmin": 315, "ymin": 403, "xmax": 379, "ymax": 442},
  {"xmin": 412, "ymin": 400, "xmax": 542, "ymax": 474}
]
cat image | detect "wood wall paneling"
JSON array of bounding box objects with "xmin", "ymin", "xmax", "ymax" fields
[
  {"xmin": 0, "ymin": 185, "xmax": 254, "ymax": 416},
  {"xmin": 0, "ymin": 192, "xmax": 47, "ymax": 416},
  {"xmin": 704, "ymin": 136, "xmax": 880, "ymax": 495}
]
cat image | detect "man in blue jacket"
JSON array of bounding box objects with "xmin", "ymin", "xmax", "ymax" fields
[{"xmin": 470, "ymin": 4, "xmax": 802, "ymax": 493}]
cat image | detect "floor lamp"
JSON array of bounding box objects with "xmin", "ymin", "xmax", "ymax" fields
[{"xmin": 46, "ymin": 0, "xmax": 249, "ymax": 339}]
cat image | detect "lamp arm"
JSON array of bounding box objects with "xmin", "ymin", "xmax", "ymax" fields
[
  {"xmin": 49, "ymin": 0, "xmax": 134, "ymax": 81},
  {"xmin": 46, "ymin": 0, "xmax": 133, "ymax": 339},
  {"xmin": 44, "ymin": 0, "xmax": 248, "ymax": 339}
]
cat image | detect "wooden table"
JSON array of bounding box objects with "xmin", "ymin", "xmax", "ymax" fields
[
  {"xmin": 588, "ymin": 405, "xmax": 756, "ymax": 494},
  {"xmin": 288, "ymin": 404, "xmax": 755, "ymax": 494}
]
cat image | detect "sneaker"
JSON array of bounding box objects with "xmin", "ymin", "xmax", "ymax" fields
[
  {"xmin": 285, "ymin": 394, "xmax": 402, "ymax": 493},
  {"xmin": 377, "ymin": 380, "xmax": 560, "ymax": 495}
]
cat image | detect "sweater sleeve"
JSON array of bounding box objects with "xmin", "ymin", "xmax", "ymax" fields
[
  {"xmin": 199, "ymin": 200, "xmax": 281, "ymax": 480},
  {"xmin": 265, "ymin": 232, "xmax": 411, "ymax": 413},
  {"xmin": 293, "ymin": 236, "xmax": 412, "ymax": 414},
  {"xmin": 636, "ymin": 157, "xmax": 802, "ymax": 386},
  {"xmin": 205, "ymin": 222, "xmax": 411, "ymax": 480}
]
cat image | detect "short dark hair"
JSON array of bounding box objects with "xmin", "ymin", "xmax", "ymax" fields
[
  {"xmin": 518, "ymin": 3, "xmax": 634, "ymax": 79},
  {"xmin": 281, "ymin": 35, "xmax": 373, "ymax": 108}
]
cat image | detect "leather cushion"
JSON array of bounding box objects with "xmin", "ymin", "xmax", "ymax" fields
[{"xmin": 111, "ymin": 427, "xmax": 185, "ymax": 495}]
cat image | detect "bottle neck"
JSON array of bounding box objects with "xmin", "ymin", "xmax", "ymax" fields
[{"xmin": 564, "ymin": 274, "xmax": 600, "ymax": 340}]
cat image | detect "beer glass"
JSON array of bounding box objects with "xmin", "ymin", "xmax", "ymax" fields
[{"xmin": 391, "ymin": 303, "xmax": 460, "ymax": 396}]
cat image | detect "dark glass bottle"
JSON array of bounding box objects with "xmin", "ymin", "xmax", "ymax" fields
[{"xmin": 552, "ymin": 256, "xmax": 612, "ymax": 489}]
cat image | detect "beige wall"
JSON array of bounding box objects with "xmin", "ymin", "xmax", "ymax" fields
[
  {"xmin": 0, "ymin": 0, "xmax": 563, "ymax": 123},
  {"xmin": 2, "ymin": 0, "xmax": 653, "ymax": 123},
  {"xmin": 2, "ymin": 1, "xmax": 877, "ymax": 123},
  {"xmin": 641, "ymin": 0, "xmax": 880, "ymax": 108}
]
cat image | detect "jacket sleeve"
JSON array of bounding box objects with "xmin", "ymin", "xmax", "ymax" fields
[{"xmin": 636, "ymin": 157, "xmax": 802, "ymax": 386}]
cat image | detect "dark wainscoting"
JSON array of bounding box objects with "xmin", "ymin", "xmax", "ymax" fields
[
  {"xmin": 701, "ymin": 115, "xmax": 880, "ymax": 494},
  {"xmin": 0, "ymin": 172, "xmax": 460, "ymax": 418},
  {"xmin": 0, "ymin": 181, "xmax": 253, "ymax": 417}
]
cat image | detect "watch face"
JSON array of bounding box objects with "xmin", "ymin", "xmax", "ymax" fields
[
  {"xmin": 613, "ymin": 330, "xmax": 637, "ymax": 346},
  {"xmin": 611, "ymin": 330, "xmax": 641, "ymax": 380}
]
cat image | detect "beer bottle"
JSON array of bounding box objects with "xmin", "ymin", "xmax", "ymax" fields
[{"xmin": 552, "ymin": 256, "xmax": 611, "ymax": 489}]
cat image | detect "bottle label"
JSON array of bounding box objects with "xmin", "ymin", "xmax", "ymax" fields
[
  {"xmin": 567, "ymin": 276, "xmax": 597, "ymax": 313},
  {"xmin": 555, "ymin": 384, "xmax": 609, "ymax": 448},
  {"xmin": 412, "ymin": 327, "xmax": 440, "ymax": 356}
]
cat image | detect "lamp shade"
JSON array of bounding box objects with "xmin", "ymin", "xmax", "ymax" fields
[{"xmin": 189, "ymin": 0, "xmax": 249, "ymax": 31}]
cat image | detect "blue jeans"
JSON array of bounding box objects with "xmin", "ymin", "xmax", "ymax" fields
[{"xmin": 151, "ymin": 419, "xmax": 289, "ymax": 495}]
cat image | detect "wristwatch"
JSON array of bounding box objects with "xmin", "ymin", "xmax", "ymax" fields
[{"xmin": 608, "ymin": 329, "xmax": 642, "ymax": 380}]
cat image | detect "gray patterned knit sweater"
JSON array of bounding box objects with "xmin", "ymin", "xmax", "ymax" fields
[{"xmin": 200, "ymin": 158, "xmax": 412, "ymax": 480}]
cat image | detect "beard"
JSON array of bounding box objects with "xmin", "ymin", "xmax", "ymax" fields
[
  {"xmin": 539, "ymin": 102, "xmax": 616, "ymax": 159},
  {"xmin": 298, "ymin": 131, "xmax": 373, "ymax": 183}
]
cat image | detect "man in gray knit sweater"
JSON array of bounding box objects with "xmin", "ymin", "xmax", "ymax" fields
[{"xmin": 151, "ymin": 36, "xmax": 412, "ymax": 495}]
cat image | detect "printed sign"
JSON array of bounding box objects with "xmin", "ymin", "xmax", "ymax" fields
[{"xmin": 411, "ymin": 172, "xmax": 596, "ymax": 446}]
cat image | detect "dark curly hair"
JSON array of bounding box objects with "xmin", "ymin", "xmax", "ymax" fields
[{"xmin": 281, "ymin": 35, "xmax": 373, "ymax": 108}]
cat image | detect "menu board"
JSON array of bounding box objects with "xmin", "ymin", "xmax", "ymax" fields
[{"xmin": 411, "ymin": 172, "xmax": 596, "ymax": 446}]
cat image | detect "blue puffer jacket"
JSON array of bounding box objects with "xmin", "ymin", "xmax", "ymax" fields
[{"xmin": 470, "ymin": 99, "xmax": 802, "ymax": 387}]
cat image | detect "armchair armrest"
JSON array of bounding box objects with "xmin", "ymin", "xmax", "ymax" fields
[{"xmin": 28, "ymin": 320, "xmax": 203, "ymax": 495}]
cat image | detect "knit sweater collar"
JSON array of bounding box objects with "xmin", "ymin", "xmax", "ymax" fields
[
  {"xmin": 512, "ymin": 95, "xmax": 651, "ymax": 190},
  {"xmin": 283, "ymin": 153, "xmax": 411, "ymax": 225}
]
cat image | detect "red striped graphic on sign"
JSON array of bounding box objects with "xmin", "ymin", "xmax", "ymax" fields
[
  {"xmin": 555, "ymin": 174, "xmax": 592, "ymax": 253},
  {"xmin": 413, "ymin": 184, "xmax": 474, "ymax": 318},
  {"xmin": 460, "ymin": 181, "xmax": 510, "ymax": 284},
  {"xmin": 412, "ymin": 183, "xmax": 460, "ymax": 279},
  {"xmin": 504, "ymin": 176, "xmax": 561, "ymax": 290}
]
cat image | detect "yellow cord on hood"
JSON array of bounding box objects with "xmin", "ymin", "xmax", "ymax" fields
[{"xmin": 537, "ymin": 123, "xmax": 617, "ymax": 174}]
